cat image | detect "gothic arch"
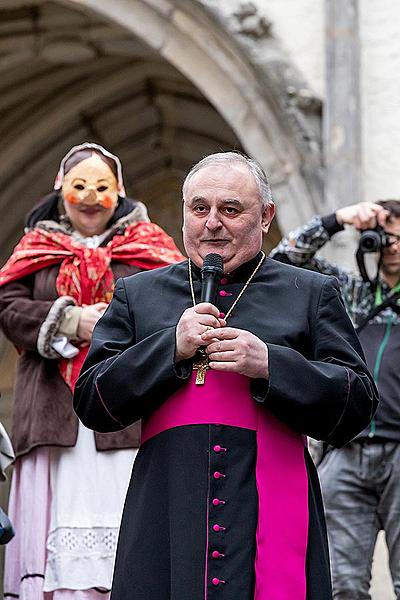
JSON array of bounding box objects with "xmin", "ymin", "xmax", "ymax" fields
[
  {"xmin": 0, "ymin": 0, "xmax": 323, "ymax": 261},
  {"xmin": 68, "ymin": 0, "xmax": 323, "ymax": 227}
]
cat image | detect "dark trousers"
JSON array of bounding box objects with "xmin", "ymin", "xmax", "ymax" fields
[{"xmin": 318, "ymin": 440, "xmax": 400, "ymax": 600}]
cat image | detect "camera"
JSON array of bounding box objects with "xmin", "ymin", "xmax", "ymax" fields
[
  {"xmin": 358, "ymin": 226, "xmax": 389, "ymax": 253},
  {"xmin": 357, "ymin": 226, "xmax": 394, "ymax": 286}
]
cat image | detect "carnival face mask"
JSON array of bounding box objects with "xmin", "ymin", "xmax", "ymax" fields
[{"xmin": 61, "ymin": 154, "xmax": 119, "ymax": 209}]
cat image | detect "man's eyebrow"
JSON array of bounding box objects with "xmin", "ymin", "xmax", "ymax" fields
[
  {"xmin": 187, "ymin": 195, "xmax": 208, "ymax": 205},
  {"xmin": 186, "ymin": 196, "xmax": 243, "ymax": 207},
  {"xmin": 222, "ymin": 199, "xmax": 242, "ymax": 206}
]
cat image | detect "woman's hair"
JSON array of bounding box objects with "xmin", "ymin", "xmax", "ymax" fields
[{"xmin": 63, "ymin": 149, "xmax": 118, "ymax": 180}]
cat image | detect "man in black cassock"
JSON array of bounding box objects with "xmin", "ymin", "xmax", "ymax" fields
[{"xmin": 74, "ymin": 152, "xmax": 378, "ymax": 600}]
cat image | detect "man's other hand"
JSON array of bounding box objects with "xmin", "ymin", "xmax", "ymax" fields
[
  {"xmin": 175, "ymin": 303, "xmax": 226, "ymax": 362},
  {"xmin": 202, "ymin": 327, "xmax": 269, "ymax": 379},
  {"xmin": 336, "ymin": 201, "xmax": 390, "ymax": 230}
]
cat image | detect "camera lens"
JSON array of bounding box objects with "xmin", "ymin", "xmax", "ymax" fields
[{"xmin": 359, "ymin": 230, "xmax": 382, "ymax": 253}]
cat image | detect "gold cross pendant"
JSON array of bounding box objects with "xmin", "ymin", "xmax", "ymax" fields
[{"xmin": 193, "ymin": 352, "xmax": 209, "ymax": 385}]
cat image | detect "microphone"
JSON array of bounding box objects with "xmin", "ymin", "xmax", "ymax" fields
[{"xmin": 201, "ymin": 253, "xmax": 224, "ymax": 304}]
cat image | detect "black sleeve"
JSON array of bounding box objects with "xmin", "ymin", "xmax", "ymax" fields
[
  {"xmin": 320, "ymin": 212, "xmax": 345, "ymax": 236},
  {"xmin": 269, "ymin": 214, "xmax": 355, "ymax": 289},
  {"xmin": 73, "ymin": 278, "xmax": 191, "ymax": 432},
  {"xmin": 251, "ymin": 277, "xmax": 378, "ymax": 447}
]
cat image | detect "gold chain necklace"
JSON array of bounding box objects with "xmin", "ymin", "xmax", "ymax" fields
[{"xmin": 188, "ymin": 251, "xmax": 265, "ymax": 384}]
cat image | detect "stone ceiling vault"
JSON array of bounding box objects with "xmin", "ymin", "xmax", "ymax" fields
[
  {"xmin": 0, "ymin": 1, "xmax": 247, "ymax": 259},
  {"xmin": 0, "ymin": 0, "xmax": 323, "ymax": 261}
]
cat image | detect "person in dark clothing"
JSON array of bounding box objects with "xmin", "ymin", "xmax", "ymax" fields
[
  {"xmin": 271, "ymin": 200, "xmax": 400, "ymax": 599},
  {"xmin": 74, "ymin": 153, "xmax": 378, "ymax": 600}
]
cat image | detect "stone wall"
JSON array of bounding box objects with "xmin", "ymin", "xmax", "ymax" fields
[
  {"xmin": 360, "ymin": 0, "xmax": 400, "ymax": 201},
  {"xmin": 250, "ymin": 0, "xmax": 400, "ymax": 205}
]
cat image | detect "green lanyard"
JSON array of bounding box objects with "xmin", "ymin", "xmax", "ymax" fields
[
  {"xmin": 374, "ymin": 281, "xmax": 400, "ymax": 307},
  {"xmin": 368, "ymin": 282, "xmax": 400, "ymax": 437}
]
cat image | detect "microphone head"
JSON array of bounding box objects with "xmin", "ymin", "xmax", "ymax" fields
[{"xmin": 201, "ymin": 253, "xmax": 224, "ymax": 275}]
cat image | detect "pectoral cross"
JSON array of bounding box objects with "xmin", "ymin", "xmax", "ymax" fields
[{"xmin": 193, "ymin": 351, "xmax": 209, "ymax": 385}]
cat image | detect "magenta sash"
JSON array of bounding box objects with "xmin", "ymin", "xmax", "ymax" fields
[{"xmin": 142, "ymin": 371, "xmax": 308, "ymax": 600}]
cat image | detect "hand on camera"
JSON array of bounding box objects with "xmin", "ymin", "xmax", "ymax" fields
[{"xmin": 336, "ymin": 202, "xmax": 390, "ymax": 231}]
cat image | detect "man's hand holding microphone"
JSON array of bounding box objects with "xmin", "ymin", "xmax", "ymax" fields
[{"xmin": 175, "ymin": 253, "xmax": 269, "ymax": 380}]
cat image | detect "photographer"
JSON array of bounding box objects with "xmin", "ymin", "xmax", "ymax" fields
[{"xmin": 270, "ymin": 200, "xmax": 400, "ymax": 600}]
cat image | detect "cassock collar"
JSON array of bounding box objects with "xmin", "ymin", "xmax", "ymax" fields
[{"xmin": 190, "ymin": 251, "xmax": 264, "ymax": 283}]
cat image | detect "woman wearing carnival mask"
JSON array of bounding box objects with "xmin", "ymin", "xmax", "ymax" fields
[{"xmin": 0, "ymin": 143, "xmax": 183, "ymax": 599}]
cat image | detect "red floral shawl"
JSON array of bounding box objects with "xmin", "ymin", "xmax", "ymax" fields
[{"xmin": 0, "ymin": 222, "xmax": 184, "ymax": 389}]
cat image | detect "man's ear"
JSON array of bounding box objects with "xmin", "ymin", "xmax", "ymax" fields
[{"xmin": 261, "ymin": 203, "xmax": 276, "ymax": 234}]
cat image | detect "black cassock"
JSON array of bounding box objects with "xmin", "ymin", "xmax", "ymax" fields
[{"xmin": 74, "ymin": 253, "xmax": 378, "ymax": 600}]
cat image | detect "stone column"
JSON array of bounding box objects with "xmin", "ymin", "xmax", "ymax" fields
[{"xmin": 324, "ymin": 0, "xmax": 361, "ymax": 265}]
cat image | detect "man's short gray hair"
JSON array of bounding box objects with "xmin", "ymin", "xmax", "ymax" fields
[{"xmin": 182, "ymin": 152, "xmax": 273, "ymax": 208}]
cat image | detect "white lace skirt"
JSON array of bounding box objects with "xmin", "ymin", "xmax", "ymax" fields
[
  {"xmin": 44, "ymin": 423, "xmax": 137, "ymax": 591},
  {"xmin": 4, "ymin": 423, "xmax": 137, "ymax": 597}
]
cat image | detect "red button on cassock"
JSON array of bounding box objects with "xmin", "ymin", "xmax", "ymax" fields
[
  {"xmin": 212, "ymin": 550, "xmax": 224, "ymax": 559},
  {"xmin": 212, "ymin": 498, "xmax": 225, "ymax": 506},
  {"xmin": 212, "ymin": 577, "xmax": 226, "ymax": 586},
  {"xmin": 213, "ymin": 471, "xmax": 225, "ymax": 480},
  {"xmin": 220, "ymin": 278, "xmax": 228, "ymax": 285},
  {"xmin": 213, "ymin": 524, "xmax": 225, "ymax": 532}
]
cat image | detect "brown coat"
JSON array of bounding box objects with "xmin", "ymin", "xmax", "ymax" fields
[{"xmin": 0, "ymin": 261, "xmax": 141, "ymax": 457}]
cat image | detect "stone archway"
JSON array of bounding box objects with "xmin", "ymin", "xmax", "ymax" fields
[
  {"xmin": 0, "ymin": 0, "xmax": 324, "ymax": 264},
  {"xmin": 68, "ymin": 0, "xmax": 324, "ymax": 228}
]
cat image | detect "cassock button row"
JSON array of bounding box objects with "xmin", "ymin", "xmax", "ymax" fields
[
  {"xmin": 212, "ymin": 578, "xmax": 226, "ymax": 586},
  {"xmin": 213, "ymin": 445, "xmax": 227, "ymax": 453},
  {"xmin": 212, "ymin": 550, "xmax": 225, "ymax": 559},
  {"xmin": 213, "ymin": 524, "xmax": 226, "ymax": 532},
  {"xmin": 213, "ymin": 471, "xmax": 226, "ymax": 480},
  {"xmin": 212, "ymin": 498, "xmax": 225, "ymax": 506}
]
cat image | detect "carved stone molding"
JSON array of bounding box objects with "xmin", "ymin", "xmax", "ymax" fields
[
  {"xmin": 232, "ymin": 2, "xmax": 272, "ymax": 39},
  {"xmin": 286, "ymin": 86, "xmax": 322, "ymax": 114}
]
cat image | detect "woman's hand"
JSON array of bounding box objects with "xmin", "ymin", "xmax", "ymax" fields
[{"xmin": 77, "ymin": 302, "xmax": 108, "ymax": 343}]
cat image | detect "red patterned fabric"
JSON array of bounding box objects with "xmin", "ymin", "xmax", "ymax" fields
[{"xmin": 0, "ymin": 222, "xmax": 184, "ymax": 390}]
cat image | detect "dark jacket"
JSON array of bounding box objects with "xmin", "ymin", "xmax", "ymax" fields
[{"xmin": 74, "ymin": 255, "xmax": 378, "ymax": 448}]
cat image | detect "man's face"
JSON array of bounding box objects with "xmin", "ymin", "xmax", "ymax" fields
[
  {"xmin": 182, "ymin": 163, "xmax": 275, "ymax": 272},
  {"xmin": 381, "ymin": 216, "xmax": 400, "ymax": 281}
]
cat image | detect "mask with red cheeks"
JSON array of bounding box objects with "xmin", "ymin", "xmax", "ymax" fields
[{"xmin": 61, "ymin": 154, "xmax": 118, "ymax": 209}]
